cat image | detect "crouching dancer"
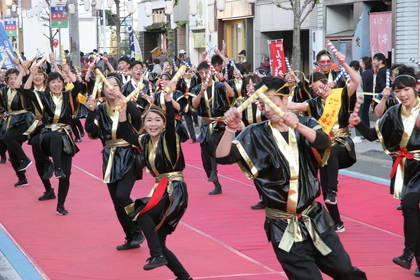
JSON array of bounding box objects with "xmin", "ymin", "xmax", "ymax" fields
[{"xmin": 215, "ymin": 77, "xmax": 367, "ymax": 280}]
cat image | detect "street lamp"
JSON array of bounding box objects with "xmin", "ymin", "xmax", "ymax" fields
[
  {"xmin": 107, "ymin": 0, "xmax": 114, "ymax": 9},
  {"xmin": 246, "ymin": 0, "xmax": 256, "ymax": 3},
  {"xmin": 190, "ymin": 0, "xmax": 197, "ymax": 16},
  {"xmin": 164, "ymin": 0, "xmax": 173, "ymax": 15},
  {"xmin": 127, "ymin": 0, "xmax": 136, "ymax": 14},
  {"xmin": 144, "ymin": 1, "xmax": 152, "ymax": 17},
  {"xmin": 216, "ymin": 0, "xmax": 225, "ymax": 12},
  {"xmin": 83, "ymin": 0, "xmax": 91, "ymax": 11}
]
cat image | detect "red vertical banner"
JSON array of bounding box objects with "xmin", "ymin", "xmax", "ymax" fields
[
  {"xmin": 269, "ymin": 40, "xmax": 286, "ymax": 77},
  {"xmin": 369, "ymin": 12, "xmax": 392, "ymax": 57}
]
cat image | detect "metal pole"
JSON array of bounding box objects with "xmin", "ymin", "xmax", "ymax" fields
[{"xmin": 69, "ymin": 0, "xmax": 80, "ymax": 67}]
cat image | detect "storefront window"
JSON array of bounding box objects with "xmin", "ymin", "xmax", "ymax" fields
[{"xmin": 224, "ymin": 19, "xmax": 246, "ymax": 61}]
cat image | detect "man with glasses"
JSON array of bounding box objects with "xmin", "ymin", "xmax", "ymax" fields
[{"xmin": 315, "ymin": 50, "xmax": 346, "ymax": 89}]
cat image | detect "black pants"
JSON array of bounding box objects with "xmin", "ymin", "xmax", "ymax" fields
[
  {"xmin": 200, "ymin": 141, "xmax": 218, "ymax": 181},
  {"xmin": 272, "ymin": 230, "xmax": 367, "ymax": 280},
  {"xmin": 138, "ymin": 195, "xmax": 190, "ymax": 279},
  {"xmin": 30, "ymin": 133, "xmax": 53, "ymax": 192},
  {"xmin": 402, "ymin": 192, "xmax": 420, "ymax": 260},
  {"xmin": 71, "ymin": 118, "xmax": 84, "ymax": 140},
  {"xmin": 183, "ymin": 114, "xmax": 196, "ymax": 141},
  {"xmin": 107, "ymin": 167, "xmax": 140, "ymax": 241},
  {"xmin": 4, "ymin": 124, "xmax": 29, "ymax": 174},
  {"xmin": 33, "ymin": 132, "xmax": 72, "ymax": 207},
  {"xmin": 320, "ymin": 144, "xmax": 348, "ymax": 226},
  {"xmin": 0, "ymin": 139, "xmax": 7, "ymax": 156}
]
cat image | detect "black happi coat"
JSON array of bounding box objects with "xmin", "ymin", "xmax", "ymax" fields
[
  {"xmin": 118, "ymin": 101, "xmax": 188, "ymax": 234},
  {"xmin": 0, "ymin": 85, "xmax": 34, "ymax": 129},
  {"xmin": 218, "ymin": 117, "xmax": 334, "ymax": 242},
  {"xmin": 85, "ymin": 101, "xmax": 143, "ymax": 183}
]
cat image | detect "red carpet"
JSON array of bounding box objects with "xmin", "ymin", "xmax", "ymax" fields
[{"xmin": 0, "ymin": 134, "xmax": 416, "ymax": 279}]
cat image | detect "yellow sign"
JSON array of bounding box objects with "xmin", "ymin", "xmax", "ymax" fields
[
  {"xmin": 318, "ymin": 88, "xmax": 342, "ymax": 134},
  {"xmin": 193, "ymin": 32, "xmax": 205, "ymax": 49}
]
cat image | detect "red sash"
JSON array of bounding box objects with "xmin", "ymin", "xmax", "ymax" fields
[
  {"xmin": 137, "ymin": 177, "xmax": 169, "ymax": 216},
  {"xmin": 389, "ymin": 147, "xmax": 414, "ymax": 178}
]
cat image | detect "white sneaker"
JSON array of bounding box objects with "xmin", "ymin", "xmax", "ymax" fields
[{"xmin": 352, "ymin": 136, "xmax": 362, "ymax": 144}]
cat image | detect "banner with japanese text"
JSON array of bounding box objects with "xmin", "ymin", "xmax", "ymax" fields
[
  {"xmin": 369, "ymin": 12, "xmax": 392, "ymax": 57},
  {"xmin": 269, "ymin": 40, "xmax": 286, "ymax": 77},
  {"xmin": 0, "ymin": 22, "xmax": 16, "ymax": 68}
]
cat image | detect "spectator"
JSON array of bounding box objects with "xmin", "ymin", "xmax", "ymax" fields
[
  {"xmin": 359, "ymin": 56, "xmax": 373, "ymax": 128},
  {"xmin": 349, "ymin": 60, "xmax": 364, "ymax": 143},
  {"xmin": 238, "ymin": 50, "xmax": 251, "ymax": 74},
  {"xmin": 176, "ymin": 50, "xmax": 191, "ymax": 68},
  {"xmin": 259, "ymin": 55, "xmax": 270, "ymax": 74}
]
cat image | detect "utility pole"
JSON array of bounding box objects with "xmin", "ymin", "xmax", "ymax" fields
[{"xmin": 68, "ymin": 0, "xmax": 80, "ymax": 67}]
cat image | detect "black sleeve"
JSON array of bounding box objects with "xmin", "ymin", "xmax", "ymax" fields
[
  {"xmin": 17, "ymin": 88, "xmax": 36, "ymax": 104},
  {"xmin": 84, "ymin": 110, "xmax": 100, "ymax": 138},
  {"xmin": 311, "ymin": 130, "xmax": 330, "ymax": 150},
  {"xmin": 164, "ymin": 100, "xmax": 178, "ymax": 163},
  {"xmin": 216, "ymin": 145, "xmax": 242, "ymax": 164},
  {"xmin": 70, "ymin": 81, "xmax": 83, "ymax": 100},
  {"xmin": 355, "ymin": 122, "xmax": 378, "ymax": 141},
  {"xmin": 375, "ymin": 69, "xmax": 387, "ymax": 93},
  {"xmin": 126, "ymin": 101, "xmax": 142, "ymax": 131},
  {"xmin": 117, "ymin": 121, "xmax": 141, "ymax": 147}
]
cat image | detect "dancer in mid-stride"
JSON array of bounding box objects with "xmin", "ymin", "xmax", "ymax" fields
[
  {"xmin": 350, "ymin": 74, "xmax": 420, "ymax": 277},
  {"xmin": 85, "ymin": 74, "xmax": 144, "ymax": 250},
  {"xmin": 117, "ymin": 85, "xmax": 192, "ymax": 280},
  {"xmin": 23, "ymin": 64, "xmax": 82, "ymax": 215}
]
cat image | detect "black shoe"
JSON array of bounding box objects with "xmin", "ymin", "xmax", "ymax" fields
[
  {"xmin": 143, "ymin": 255, "xmax": 168, "ymax": 271},
  {"xmin": 250, "ymin": 201, "xmax": 265, "ymax": 210},
  {"xmin": 175, "ymin": 277, "xmax": 193, "ymax": 280},
  {"xmin": 208, "ymin": 182, "xmax": 222, "ymax": 195},
  {"xmin": 38, "ymin": 189, "xmax": 56, "ymax": 201},
  {"xmin": 131, "ymin": 233, "xmax": 145, "ymax": 246},
  {"xmin": 56, "ymin": 206, "xmax": 69, "ymax": 215},
  {"xmin": 18, "ymin": 159, "xmax": 32, "ymax": 171},
  {"xmin": 415, "ymin": 267, "xmax": 420, "ymax": 277},
  {"xmin": 54, "ymin": 168, "xmax": 66, "ymax": 179},
  {"xmin": 0, "ymin": 154, "xmax": 6, "ymax": 164},
  {"xmin": 396, "ymin": 203, "xmax": 402, "ymax": 210},
  {"xmin": 325, "ymin": 191, "xmax": 337, "ymax": 205},
  {"xmin": 14, "ymin": 178, "xmax": 28, "ymax": 187},
  {"xmin": 116, "ymin": 239, "xmax": 141, "ymax": 251},
  {"xmin": 393, "ymin": 249, "xmax": 414, "ymax": 269},
  {"xmin": 80, "ymin": 131, "xmax": 85, "ymax": 138},
  {"xmin": 74, "ymin": 138, "xmax": 81, "ymax": 143}
]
